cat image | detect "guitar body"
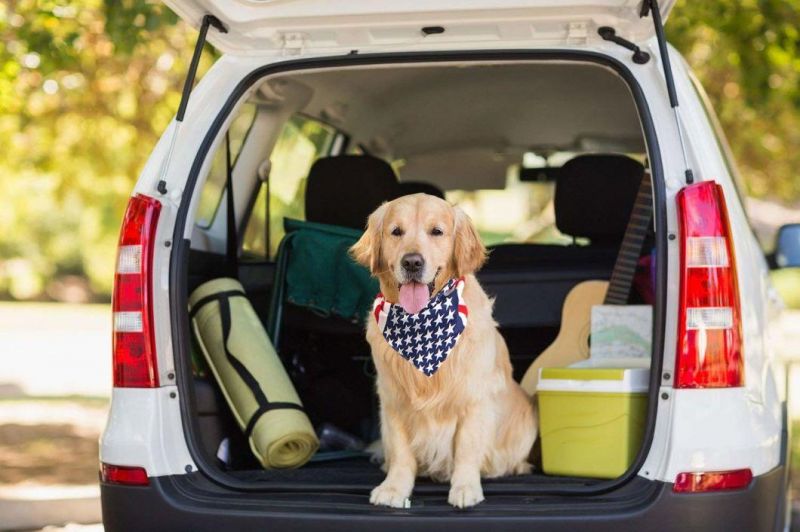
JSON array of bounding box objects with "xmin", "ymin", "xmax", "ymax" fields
[{"xmin": 520, "ymin": 280, "xmax": 608, "ymax": 396}]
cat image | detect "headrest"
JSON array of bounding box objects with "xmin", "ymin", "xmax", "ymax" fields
[
  {"xmin": 398, "ymin": 181, "xmax": 446, "ymax": 199},
  {"xmin": 554, "ymin": 154, "xmax": 645, "ymax": 245},
  {"xmin": 305, "ymin": 155, "xmax": 401, "ymax": 229}
]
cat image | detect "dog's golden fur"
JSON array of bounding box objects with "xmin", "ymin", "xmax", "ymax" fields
[{"xmin": 351, "ymin": 193, "xmax": 536, "ymax": 508}]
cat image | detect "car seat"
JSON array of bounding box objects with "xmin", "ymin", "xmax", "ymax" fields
[
  {"xmin": 267, "ymin": 155, "xmax": 402, "ymax": 340},
  {"xmin": 266, "ymin": 155, "xmax": 401, "ymax": 436},
  {"xmin": 480, "ymin": 154, "xmax": 647, "ymax": 329},
  {"xmin": 397, "ymin": 180, "xmax": 446, "ymax": 199}
]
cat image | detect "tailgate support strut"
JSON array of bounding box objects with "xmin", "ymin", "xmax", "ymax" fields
[
  {"xmin": 641, "ymin": 0, "xmax": 694, "ymax": 185},
  {"xmin": 158, "ymin": 15, "xmax": 227, "ymax": 195}
]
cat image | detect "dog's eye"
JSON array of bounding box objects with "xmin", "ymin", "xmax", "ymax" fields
[
  {"xmin": 430, "ymin": 227, "xmax": 444, "ymax": 236},
  {"xmin": 391, "ymin": 227, "xmax": 404, "ymax": 237}
]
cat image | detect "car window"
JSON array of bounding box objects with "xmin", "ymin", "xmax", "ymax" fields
[
  {"xmin": 242, "ymin": 115, "xmax": 338, "ymax": 259},
  {"xmin": 195, "ymin": 103, "xmax": 257, "ymax": 229},
  {"xmin": 447, "ymin": 180, "xmax": 571, "ymax": 247},
  {"xmin": 442, "ymin": 151, "xmax": 646, "ymax": 247}
]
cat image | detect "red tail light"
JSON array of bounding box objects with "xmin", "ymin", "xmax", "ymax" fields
[
  {"xmin": 112, "ymin": 194, "xmax": 161, "ymax": 388},
  {"xmin": 101, "ymin": 463, "xmax": 150, "ymax": 486},
  {"xmin": 675, "ymin": 181, "xmax": 743, "ymax": 388},
  {"xmin": 673, "ymin": 468, "xmax": 752, "ymax": 493}
]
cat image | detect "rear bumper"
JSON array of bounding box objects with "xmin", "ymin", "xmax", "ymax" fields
[{"xmin": 101, "ymin": 465, "xmax": 787, "ymax": 532}]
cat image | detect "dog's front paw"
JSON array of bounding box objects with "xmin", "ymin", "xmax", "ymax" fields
[
  {"xmin": 448, "ymin": 482, "xmax": 485, "ymax": 508},
  {"xmin": 370, "ymin": 481, "xmax": 411, "ymax": 508}
]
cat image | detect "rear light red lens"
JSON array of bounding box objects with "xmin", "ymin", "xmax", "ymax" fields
[
  {"xmin": 675, "ymin": 181, "xmax": 743, "ymax": 388},
  {"xmin": 101, "ymin": 463, "xmax": 149, "ymax": 486},
  {"xmin": 673, "ymin": 468, "xmax": 752, "ymax": 493},
  {"xmin": 112, "ymin": 194, "xmax": 161, "ymax": 388}
]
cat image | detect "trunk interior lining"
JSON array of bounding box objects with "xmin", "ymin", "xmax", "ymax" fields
[{"xmin": 169, "ymin": 50, "xmax": 668, "ymax": 500}]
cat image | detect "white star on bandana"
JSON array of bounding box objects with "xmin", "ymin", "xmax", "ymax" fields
[{"xmin": 372, "ymin": 278, "xmax": 468, "ymax": 376}]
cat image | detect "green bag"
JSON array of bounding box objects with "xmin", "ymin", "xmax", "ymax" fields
[{"xmin": 280, "ymin": 218, "xmax": 378, "ymax": 324}]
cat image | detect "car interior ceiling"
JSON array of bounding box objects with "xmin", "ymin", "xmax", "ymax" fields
[{"xmin": 184, "ymin": 61, "xmax": 653, "ymax": 484}]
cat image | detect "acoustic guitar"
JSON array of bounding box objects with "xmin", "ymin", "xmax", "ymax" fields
[{"xmin": 520, "ymin": 173, "xmax": 653, "ymax": 396}]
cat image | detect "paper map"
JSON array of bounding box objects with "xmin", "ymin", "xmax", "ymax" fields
[{"xmin": 590, "ymin": 305, "xmax": 652, "ymax": 361}]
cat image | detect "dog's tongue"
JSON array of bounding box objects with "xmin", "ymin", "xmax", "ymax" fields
[{"xmin": 398, "ymin": 282, "xmax": 430, "ymax": 315}]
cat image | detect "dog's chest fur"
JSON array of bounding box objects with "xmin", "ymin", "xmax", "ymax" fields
[{"xmin": 366, "ymin": 277, "xmax": 506, "ymax": 478}]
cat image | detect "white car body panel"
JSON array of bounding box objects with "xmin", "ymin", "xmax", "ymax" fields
[
  {"xmin": 655, "ymin": 389, "xmax": 781, "ymax": 481},
  {"xmin": 163, "ymin": 0, "xmax": 675, "ymax": 54},
  {"xmin": 101, "ymin": 3, "xmax": 784, "ymax": 488},
  {"xmin": 637, "ymin": 47, "xmax": 784, "ymax": 483},
  {"xmin": 101, "ymin": 387, "xmax": 195, "ymax": 476}
]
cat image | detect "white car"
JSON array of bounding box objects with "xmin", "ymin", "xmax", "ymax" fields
[{"xmin": 99, "ymin": 1, "xmax": 795, "ymax": 530}]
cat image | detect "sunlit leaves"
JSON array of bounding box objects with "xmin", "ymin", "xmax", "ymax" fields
[
  {"xmin": 2, "ymin": 0, "xmax": 800, "ymax": 300},
  {"xmin": 669, "ymin": 0, "xmax": 800, "ymax": 199},
  {"xmin": 0, "ymin": 0, "xmax": 197, "ymax": 300}
]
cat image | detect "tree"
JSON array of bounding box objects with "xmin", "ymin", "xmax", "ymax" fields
[
  {"xmin": 668, "ymin": 0, "xmax": 800, "ymax": 200},
  {"xmin": 1, "ymin": 0, "xmax": 798, "ymax": 301},
  {"xmin": 0, "ymin": 0, "xmax": 198, "ymax": 300}
]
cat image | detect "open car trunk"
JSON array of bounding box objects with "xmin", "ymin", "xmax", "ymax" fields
[{"xmin": 173, "ymin": 53, "xmax": 666, "ymax": 504}]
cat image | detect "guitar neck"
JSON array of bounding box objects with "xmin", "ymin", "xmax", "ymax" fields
[{"xmin": 604, "ymin": 172, "xmax": 653, "ymax": 306}]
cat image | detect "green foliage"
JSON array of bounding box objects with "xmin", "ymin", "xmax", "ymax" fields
[
  {"xmin": 667, "ymin": 0, "xmax": 800, "ymax": 199},
  {"xmin": 0, "ymin": 0, "xmax": 197, "ymax": 300},
  {"xmin": 772, "ymin": 269, "xmax": 800, "ymax": 309},
  {"xmin": 1, "ymin": 1, "xmax": 799, "ymax": 301}
]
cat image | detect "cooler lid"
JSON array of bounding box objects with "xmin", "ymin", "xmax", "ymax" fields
[{"xmin": 538, "ymin": 367, "xmax": 649, "ymax": 393}]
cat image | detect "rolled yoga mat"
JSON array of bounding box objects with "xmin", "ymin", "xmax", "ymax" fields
[{"xmin": 189, "ymin": 278, "xmax": 318, "ymax": 469}]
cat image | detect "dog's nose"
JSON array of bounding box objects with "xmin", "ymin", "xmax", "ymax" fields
[{"xmin": 401, "ymin": 253, "xmax": 425, "ymax": 274}]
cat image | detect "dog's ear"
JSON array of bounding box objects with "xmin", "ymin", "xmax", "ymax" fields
[
  {"xmin": 452, "ymin": 206, "xmax": 486, "ymax": 276},
  {"xmin": 350, "ymin": 202, "xmax": 389, "ymax": 274}
]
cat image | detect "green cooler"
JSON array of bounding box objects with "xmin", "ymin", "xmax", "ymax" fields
[{"xmin": 537, "ymin": 367, "xmax": 649, "ymax": 479}]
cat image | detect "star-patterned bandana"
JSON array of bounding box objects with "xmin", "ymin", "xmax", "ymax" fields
[{"xmin": 372, "ymin": 278, "xmax": 468, "ymax": 376}]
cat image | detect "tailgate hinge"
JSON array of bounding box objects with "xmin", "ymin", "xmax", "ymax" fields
[
  {"xmin": 566, "ymin": 22, "xmax": 588, "ymax": 45},
  {"xmin": 280, "ymin": 32, "xmax": 309, "ymax": 56}
]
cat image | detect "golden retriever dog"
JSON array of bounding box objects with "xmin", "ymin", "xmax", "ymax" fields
[{"xmin": 350, "ymin": 193, "xmax": 536, "ymax": 508}]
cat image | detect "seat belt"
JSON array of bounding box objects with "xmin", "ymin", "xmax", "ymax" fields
[
  {"xmin": 603, "ymin": 170, "xmax": 653, "ymax": 305},
  {"xmin": 225, "ymin": 132, "xmax": 238, "ymax": 276},
  {"xmin": 257, "ymin": 159, "xmax": 272, "ymax": 259}
]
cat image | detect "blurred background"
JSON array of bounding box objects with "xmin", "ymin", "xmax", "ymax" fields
[{"xmin": 0, "ymin": 0, "xmax": 799, "ymax": 529}]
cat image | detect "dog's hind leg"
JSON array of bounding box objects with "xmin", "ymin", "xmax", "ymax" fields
[{"xmin": 483, "ymin": 385, "xmax": 537, "ymax": 478}]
